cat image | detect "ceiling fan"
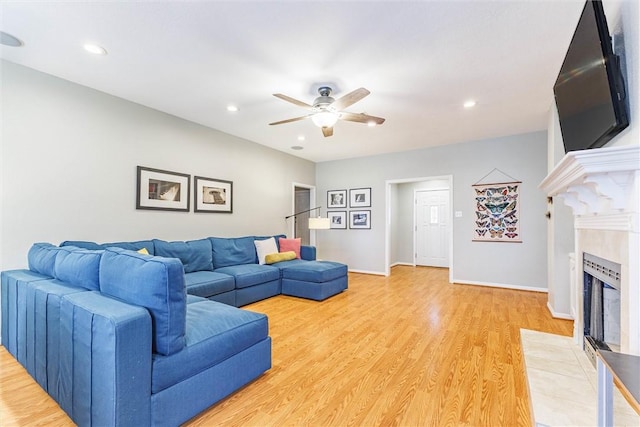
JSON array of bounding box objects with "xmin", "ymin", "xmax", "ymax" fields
[{"xmin": 269, "ymin": 86, "xmax": 385, "ymax": 137}]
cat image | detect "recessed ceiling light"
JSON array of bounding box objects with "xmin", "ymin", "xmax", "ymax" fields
[
  {"xmin": 83, "ymin": 43, "xmax": 107, "ymax": 55},
  {"xmin": 297, "ymin": 135, "xmax": 305, "ymax": 141},
  {"xmin": 463, "ymin": 100, "xmax": 477, "ymax": 109},
  {"xmin": 291, "ymin": 146, "xmax": 304, "ymax": 150},
  {"xmin": 226, "ymin": 105, "xmax": 239, "ymax": 113},
  {"xmin": 0, "ymin": 31, "xmax": 23, "ymax": 47}
]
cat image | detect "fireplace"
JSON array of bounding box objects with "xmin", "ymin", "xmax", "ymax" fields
[
  {"xmin": 540, "ymin": 145, "xmax": 640, "ymax": 356},
  {"xmin": 582, "ymin": 252, "xmax": 621, "ymax": 366}
]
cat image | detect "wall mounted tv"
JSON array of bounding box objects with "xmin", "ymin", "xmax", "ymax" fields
[{"xmin": 553, "ymin": 0, "xmax": 628, "ymax": 153}]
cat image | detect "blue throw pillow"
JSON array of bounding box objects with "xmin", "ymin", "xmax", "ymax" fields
[{"xmin": 99, "ymin": 248, "xmax": 186, "ymax": 356}]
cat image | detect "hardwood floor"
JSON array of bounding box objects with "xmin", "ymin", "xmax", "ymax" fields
[{"xmin": 0, "ymin": 266, "xmax": 572, "ymax": 426}]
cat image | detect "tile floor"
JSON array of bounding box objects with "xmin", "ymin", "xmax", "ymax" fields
[{"xmin": 521, "ymin": 329, "xmax": 640, "ymax": 427}]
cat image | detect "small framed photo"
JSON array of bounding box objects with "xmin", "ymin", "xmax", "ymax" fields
[
  {"xmin": 136, "ymin": 166, "xmax": 190, "ymax": 212},
  {"xmin": 327, "ymin": 189, "xmax": 347, "ymax": 208},
  {"xmin": 194, "ymin": 176, "xmax": 233, "ymax": 213},
  {"xmin": 349, "ymin": 187, "xmax": 371, "ymax": 208},
  {"xmin": 349, "ymin": 210, "xmax": 371, "ymax": 229},
  {"xmin": 328, "ymin": 211, "xmax": 347, "ymax": 229}
]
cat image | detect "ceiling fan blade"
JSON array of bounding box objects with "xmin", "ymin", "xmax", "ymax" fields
[
  {"xmin": 322, "ymin": 126, "xmax": 334, "ymax": 137},
  {"xmin": 273, "ymin": 93, "xmax": 314, "ymax": 109},
  {"xmin": 340, "ymin": 112, "xmax": 385, "ymax": 125},
  {"xmin": 331, "ymin": 87, "xmax": 370, "ymax": 111},
  {"xmin": 269, "ymin": 115, "xmax": 312, "ymax": 126}
]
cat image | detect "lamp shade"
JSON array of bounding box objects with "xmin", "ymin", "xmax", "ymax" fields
[{"xmin": 308, "ymin": 217, "xmax": 331, "ymax": 230}]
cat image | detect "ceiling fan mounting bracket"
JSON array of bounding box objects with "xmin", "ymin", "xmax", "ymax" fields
[{"xmin": 313, "ymin": 86, "xmax": 335, "ymax": 110}]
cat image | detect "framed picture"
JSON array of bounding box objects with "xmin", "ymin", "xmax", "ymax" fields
[
  {"xmin": 136, "ymin": 166, "xmax": 190, "ymax": 212},
  {"xmin": 327, "ymin": 189, "xmax": 347, "ymax": 208},
  {"xmin": 349, "ymin": 187, "xmax": 371, "ymax": 208},
  {"xmin": 328, "ymin": 211, "xmax": 347, "ymax": 229},
  {"xmin": 349, "ymin": 210, "xmax": 371, "ymax": 229},
  {"xmin": 194, "ymin": 176, "xmax": 233, "ymax": 213}
]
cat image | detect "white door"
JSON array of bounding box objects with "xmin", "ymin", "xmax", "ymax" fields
[{"xmin": 415, "ymin": 190, "xmax": 450, "ymax": 267}]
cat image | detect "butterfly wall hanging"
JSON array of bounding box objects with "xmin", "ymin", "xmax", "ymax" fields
[{"xmin": 472, "ymin": 180, "xmax": 522, "ymax": 243}]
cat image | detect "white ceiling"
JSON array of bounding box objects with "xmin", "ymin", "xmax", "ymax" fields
[{"xmin": 0, "ymin": 1, "xmax": 587, "ymax": 162}]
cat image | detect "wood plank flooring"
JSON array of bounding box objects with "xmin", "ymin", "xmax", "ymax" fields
[{"xmin": 0, "ymin": 266, "xmax": 572, "ymax": 426}]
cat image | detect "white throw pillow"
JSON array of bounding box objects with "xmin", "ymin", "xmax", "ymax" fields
[{"xmin": 254, "ymin": 237, "xmax": 278, "ymax": 265}]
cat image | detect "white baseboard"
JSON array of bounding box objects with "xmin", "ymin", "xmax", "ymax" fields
[
  {"xmin": 348, "ymin": 269, "xmax": 386, "ymax": 276},
  {"xmin": 390, "ymin": 262, "xmax": 414, "ymax": 268},
  {"xmin": 546, "ymin": 301, "xmax": 574, "ymax": 320},
  {"xmin": 453, "ymin": 279, "xmax": 548, "ymax": 293}
]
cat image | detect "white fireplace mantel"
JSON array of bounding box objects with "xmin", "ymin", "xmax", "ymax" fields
[
  {"xmin": 539, "ymin": 145, "xmax": 640, "ymax": 219},
  {"xmin": 539, "ymin": 144, "xmax": 640, "ymax": 355}
]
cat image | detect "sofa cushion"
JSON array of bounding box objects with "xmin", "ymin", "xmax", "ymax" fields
[
  {"xmin": 61, "ymin": 240, "xmax": 155, "ymax": 255},
  {"xmin": 153, "ymin": 239, "xmax": 213, "ymax": 273},
  {"xmin": 300, "ymin": 245, "xmax": 316, "ymax": 261},
  {"xmin": 254, "ymin": 237, "xmax": 278, "ymax": 265},
  {"xmin": 214, "ymin": 264, "xmax": 280, "ymax": 289},
  {"xmin": 54, "ymin": 248, "xmax": 103, "ymax": 291},
  {"xmin": 105, "ymin": 240, "xmax": 155, "ymax": 255},
  {"xmin": 28, "ymin": 243, "xmax": 78, "ymax": 278},
  {"xmin": 279, "ymin": 238, "xmax": 301, "ymax": 259},
  {"xmin": 59, "ymin": 240, "xmax": 103, "ymax": 250},
  {"xmin": 184, "ymin": 271, "xmax": 234, "ymax": 298},
  {"xmin": 210, "ymin": 237, "xmax": 256, "ymax": 268},
  {"xmin": 150, "ymin": 300, "xmax": 268, "ymax": 393},
  {"xmin": 99, "ymin": 248, "xmax": 186, "ymax": 356},
  {"xmin": 280, "ymin": 261, "xmax": 348, "ymax": 283}
]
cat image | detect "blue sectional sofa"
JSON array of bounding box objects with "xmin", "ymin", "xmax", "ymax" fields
[
  {"xmin": 1, "ymin": 235, "xmax": 348, "ymax": 426},
  {"xmin": 59, "ymin": 235, "xmax": 347, "ymax": 305}
]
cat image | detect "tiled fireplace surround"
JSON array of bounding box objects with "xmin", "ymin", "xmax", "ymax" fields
[{"xmin": 540, "ymin": 145, "xmax": 640, "ymax": 356}]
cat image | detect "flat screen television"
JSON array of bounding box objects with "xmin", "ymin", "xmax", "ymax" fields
[{"xmin": 553, "ymin": 0, "xmax": 628, "ymax": 153}]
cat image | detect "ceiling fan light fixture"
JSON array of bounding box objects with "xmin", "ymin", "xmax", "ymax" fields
[{"xmin": 311, "ymin": 111, "xmax": 339, "ymax": 128}]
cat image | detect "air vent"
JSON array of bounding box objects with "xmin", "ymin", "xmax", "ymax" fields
[{"xmin": 583, "ymin": 253, "xmax": 621, "ymax": 290}]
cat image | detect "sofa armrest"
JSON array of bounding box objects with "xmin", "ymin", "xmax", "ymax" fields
[
  {"xmin": 59, "ymin": 291, "xmax": 152, "ymax": 426},
  {"xmin": 301, "ymin": 245, "xmax": 316, "ymax": 261}
]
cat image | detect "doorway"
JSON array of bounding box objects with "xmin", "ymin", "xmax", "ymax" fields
[
  {"xmin": 415, "ymin": 189, "xmax": 450, "ymax": 267},
  {"xmin": 385, "ymin": 175, "xmax": 453, "ymax": 281},
  {"xmin": 291, "ymin": 183, "xmax": 316, "ymax": 246}
]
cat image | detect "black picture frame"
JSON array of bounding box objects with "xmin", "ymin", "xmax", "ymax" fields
[
  {"xmin": 349, "ymin": 210, "xmax": 371, "ymax": 229},
  {"xmin": 194, "ymin": 176, "xmax": 233, "ymax": 213},
  {"xmin": 328, "ymin": 211, "xmax": 347, "ymax": 229},
  {"xmin": 349, "ymin": 187, "xmax": 371, "ymax": 208},
  {"xmin": 327, "ymin": 189, "xmax": 347, "ymax": 208},
  {"xmin": 136, "ymin": 166, "xmax": 190, "ymax": 212}
]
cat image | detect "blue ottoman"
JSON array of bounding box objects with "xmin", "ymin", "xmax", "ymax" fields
[{"xmin": 280, "ymin": 261, "xmax": 348, "ymax": 301}]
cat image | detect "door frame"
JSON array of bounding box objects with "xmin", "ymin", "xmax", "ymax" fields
[
  {"xmin": 291, "ymin": 182, "xmax": 317, "ymax": 246},
  {"xmin": 385, "ymin": 175, "xmax": 453, "ymax": 282},
  {"xmin": 414, "ymin": 188, "xmax": 450, "ymax": 268}
]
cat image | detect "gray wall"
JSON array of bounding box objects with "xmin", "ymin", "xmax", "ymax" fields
[
  {"xmin": 0, "ymin": 61, "xmax": 315, "ymax": 270},
  {"xmin": 316, "ymin": 131, "xmax": 549, "ymax": 290}
]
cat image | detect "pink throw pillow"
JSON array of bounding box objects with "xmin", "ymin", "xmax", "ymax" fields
[{"xmin": 279, "ymin": 238, "xmax": 301, "ymax": 259}]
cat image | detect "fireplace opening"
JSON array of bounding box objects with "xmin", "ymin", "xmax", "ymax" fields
[{"xmin": 583, "ymin": 253, "xmax": 621, "ymax": 367}]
